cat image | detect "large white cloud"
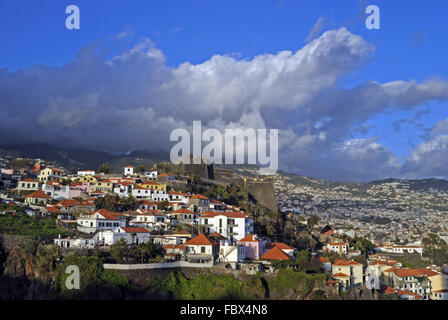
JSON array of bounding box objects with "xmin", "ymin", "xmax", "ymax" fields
[{"xmin": 0, "ymin": 27, "xmax": 447, "ymax": 181}]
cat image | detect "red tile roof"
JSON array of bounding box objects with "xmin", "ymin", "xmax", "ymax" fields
[
  {"xmin": 121, "ymin": 227, "xmax": 149, "ymax": 233},
  {"xmin": 209, "ymin": 232, "xmax": 228, "ymax": 241},
  {"xmin": 394, "ymin": 268, "xmax": 426, "ymax": 278},
  {"xmin": 25, "ymin": 190, "xmax": 52, "ymax": 199},
  {"xmin": 199, "ymin": 211, "xmax": 248, "ymax": 218},
  {"xmin": 191, "ymin": 194, "xmax": 208, "ymax": 200},
  {"xmin": 20, "ymin": 179, "xmax": 38, "ymax": 183},
  {"xmin": 57, "ymin": 199, "xmax": 81, "ymax": 207},
  {"xmin": 267, "ymin": 242, "xmax": 294, "ymax": 250},
  {"xmin": 333, "ymin": 273, "xmax": 350, "ymax": 278},
  {"xmin": 332, "ymin": 259, "xmax": 362, "ymax": 266},
  {"xmin": 92, "ymin": 209, "xmax": 124, "ymax": 220},
  {"xmin": 261, "ymin": 246, "xmax": 291, "ymax": 260},
  {"xmin": 183, "ymin": 233, "xmax": 218, "ymax": 246},
  {"xmin": 173, "ymin": 208, "xmax": 195, "ymax": 214},
  {"xmin": 238, "ymin": 234, "xmax": 259, "ymax": 242}
]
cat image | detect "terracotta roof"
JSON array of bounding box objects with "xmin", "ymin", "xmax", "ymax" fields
[
  {"xmin": 92, "ymin": 209, "xmax": 124, "ymax": 221},
  {"xmin": 209, "ymin": 232, "xmax": 228, "ymax": 241},
  {"xmin": 268, "ymin": 242, "xmax": 294, "ymax": 250},
  {"xmin": 20, "ymin": 179, "xmax": 38, "ymax": 183},
  {"xmin": 333, "ymin": 273, "xmax": 350, "ymax": 278},
  {"xmin": 25, "ymin": 190, "xmax": 51, "ymax": 199},
  {"xmin": 45, "ymin": 206, "xmax": 61, "ymax": 213},
  {"xmin": 261, "ymin": 246, "xmax": 291, "ymax": 260},
  {"xmin": 199, "ymin": 211, "xmax": 248, "ymax": 219},
  {"xmin": 173, "ymin": 208, "xmax": 195, "ymax": 214},
  {"xmin": 332, "ymin": 259, "xmax": 362, "ymax": 266},
  {"xmin": 394, "ymin": 268, "xmax": 427, "ymax": 278},
  {"xmin": 416, "ymin": 268, "xmax": 439, "ymax": 277},
  {"xmin": 183, "ymin": 233, "xmax": 218, "ymax": 246},
  {"xmin": 318, "ymin": 257, "xmax": 330, "ymax": 263},
  {"xmin": 191, "ymin": 194, "xmax": 208, "ymax": 200},
  {"xmin": 121, "ymin": 227, "xmax": 149, "ymax": 233},
  {"xmin": 238, "ymin": 234, "xmax": 259, "ymax": 242},
  {"xmin": 137, "ymin": 209, "xmax": 164, "ymax": 216},
  {"xmin": 57, "ymin": 199, "xmax": 81, "ymax": 207},
  {"xmin": 139, "ymin": 200, "xmax": 158, "ymax": 206}
]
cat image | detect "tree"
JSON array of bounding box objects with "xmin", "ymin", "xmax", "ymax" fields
[
  {"xmin": 98, "ymin": 162, "xmax": 111, "ymax": 174},
  {"xmin": 307, "ymin": 214, "xmax": 319, "ymax": 229},
  {"xmin": 121, "ymin": 195, "xmax": 138, "ymax": 211},
  {"xmin": 158, "ymin": 200, "xmax": 169, "ymax": 211},
  {"xmin": 422, "ymin": 233, "xmax": 448, "ymax": 265},
  {"xmin": 110, "ymin": 238, "xmax": 132, "ymax": 263},
  {"xmin": 10, "ymin": 158, "xmax": 32, "ymax": 171},
  {"xmin": 135, "ymin": 164, "xmax": 147, "ymax": 174}
]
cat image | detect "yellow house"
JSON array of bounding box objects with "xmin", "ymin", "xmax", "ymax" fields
[
  {"xmin": 417, "ymin": 268, "xmax": 448, "ymax": 299},
  {"xmin": 38, "ymin": 168, "xmax": 63, "ymax": 183},
  {"xmin": 332, "ymin": 259, "xmax": 364, "ymax": 288},
  {"xmin": 25, "ymin": 190, "xmax": 52, "ymax": 205},
  {"xmin": 136, "ymin": 181, "xmax": 166, "ymax": 192},
  {"xmin": 91, "ymin": 179, "xmax": 114, "ymax": 193},
  {"xmin": 80, "ymin": 175, "xmax": 98, "ymax": 183}
]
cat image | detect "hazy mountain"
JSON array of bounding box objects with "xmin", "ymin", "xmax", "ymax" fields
[{"xmin": 0, "ymin": 143, "xmax": 170, "ymax": 173}]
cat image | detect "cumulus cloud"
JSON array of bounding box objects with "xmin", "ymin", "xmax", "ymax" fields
[
  {"xmin": 0, "ymin": 27, "xmax": 447, "ymax": 181},
  {"xmin": 305, "ymin": 17, "xmax": 326, "ymax": 43}
]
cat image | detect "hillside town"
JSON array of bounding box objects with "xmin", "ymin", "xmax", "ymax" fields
[{"xmin": 1, "ymin": 157, "xmax": 448, "ymax": 300}]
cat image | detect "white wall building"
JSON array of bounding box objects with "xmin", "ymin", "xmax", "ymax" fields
[
  {"xmin": 77, "ymin": 209, "xmax": 127, "ymax": 234},
  {"xmin": 198, "ymin": 211, "xmax": 254, "ymax": 241}
]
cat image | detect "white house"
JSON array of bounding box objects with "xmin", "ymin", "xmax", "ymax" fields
[
  {"xmin": 139, "ymin": 200, "xmax": 158, "ymax": 210},
  {"xmin": 16, "ymin": 179, "xmax": 39, "ymax": 192},
  {"xmin": 124, "ymin": 165, "xmax": 134, "ymax": 176},
  {"xmin": 77, "ymin": 170, "xmax": 96, "ymax": 177},
  {"xmin": 77, "ymin": 209, "xmax": 127, "ymax": 234},
  {"xmin": 198, "ymin": 211, "xmax": 254, "ymax": 241},
  {"xmin": 131, "ymin": 209, "xmax": 167, "ymax": 225},
  {"xmin": 132, "ymin": 188, "xmax": 169, "ymax": 202},
  {"xmin": 113, "ymin": 181, "xmax": 134, "ymax": 198},
  {"xmin": 168, "ymin": 191, "xmax": 190, "ymax": 203},
  {"xmin": 42, "ymin": 180, "xmax": 70, "ymax": 200},
  {"xmin": 183, "ymin": 233, "xmax": 219, "ymax": 264},
  {"xmin": 324, "ymin": 242, "xmax": 348, "ymax": 254},
  {"xmin": 54, "ymin": 235, "xmax": 96, "ymax": 249},
  {"xmin": 96, "ymin": 227, "xmax": 151, "ymax": 246},
  {"xmin": 143, "ymin": 170, "xmax": 157, "ymax": 180}
]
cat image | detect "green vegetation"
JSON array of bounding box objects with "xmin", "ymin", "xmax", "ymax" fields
[
  {"xmin": 55, "ymin": 255, "xmax": 130, "ymax": 299},
  {"xmin": 98, "ymin": 162, "xmax": 112, "ymax": 174},
  {"xmin": 422, "ymin": 233, "xmax": 448, "ymax": 266},
  {"xmin": 94, "ymin": 193, "xmax": 138, "ymax": 211},
  {"xmin": 109, "ymin": 238, "xmax": 164, "ymax": 263},
  {"xmin": 146, "ymin": 270, "xmax": 262, "ymax": 300},
  {"xmin": 0, "ymin": 214, "xmax": 66, "ymax": 239},
  {"xmin": 135, "ymin": 164, "xmax": 147, "ymax": 174},
  {"xmin": 266, "ymin": 269, "xmax": 326, "ymax": 299}
]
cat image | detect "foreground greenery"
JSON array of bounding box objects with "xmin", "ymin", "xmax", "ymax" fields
[{"xmin": 0, "ymin": 214, "xmax": 66, "ymax": 239}]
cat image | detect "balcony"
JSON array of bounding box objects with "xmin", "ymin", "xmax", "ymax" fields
[{"xmin": 227, "ymin": 223, "xmax": 238, "ymax": 227}]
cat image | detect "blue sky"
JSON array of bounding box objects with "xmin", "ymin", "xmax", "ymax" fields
[{"xmin": 0, "ymin": 0, "xmax": 447, "ymax": 180}]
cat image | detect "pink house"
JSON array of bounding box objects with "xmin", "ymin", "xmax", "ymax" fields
[
  {"xmin": 237, "ymin": 234, "xmax": 267, "ymax": 260},
  {"xmin": 70, "ymin": 181, "xmax": 90, "ymax": 195}
]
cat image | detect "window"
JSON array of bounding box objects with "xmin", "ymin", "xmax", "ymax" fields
[{"xmin": 201, "ymin": 246, "xmax": 206, "ymax": 253}]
